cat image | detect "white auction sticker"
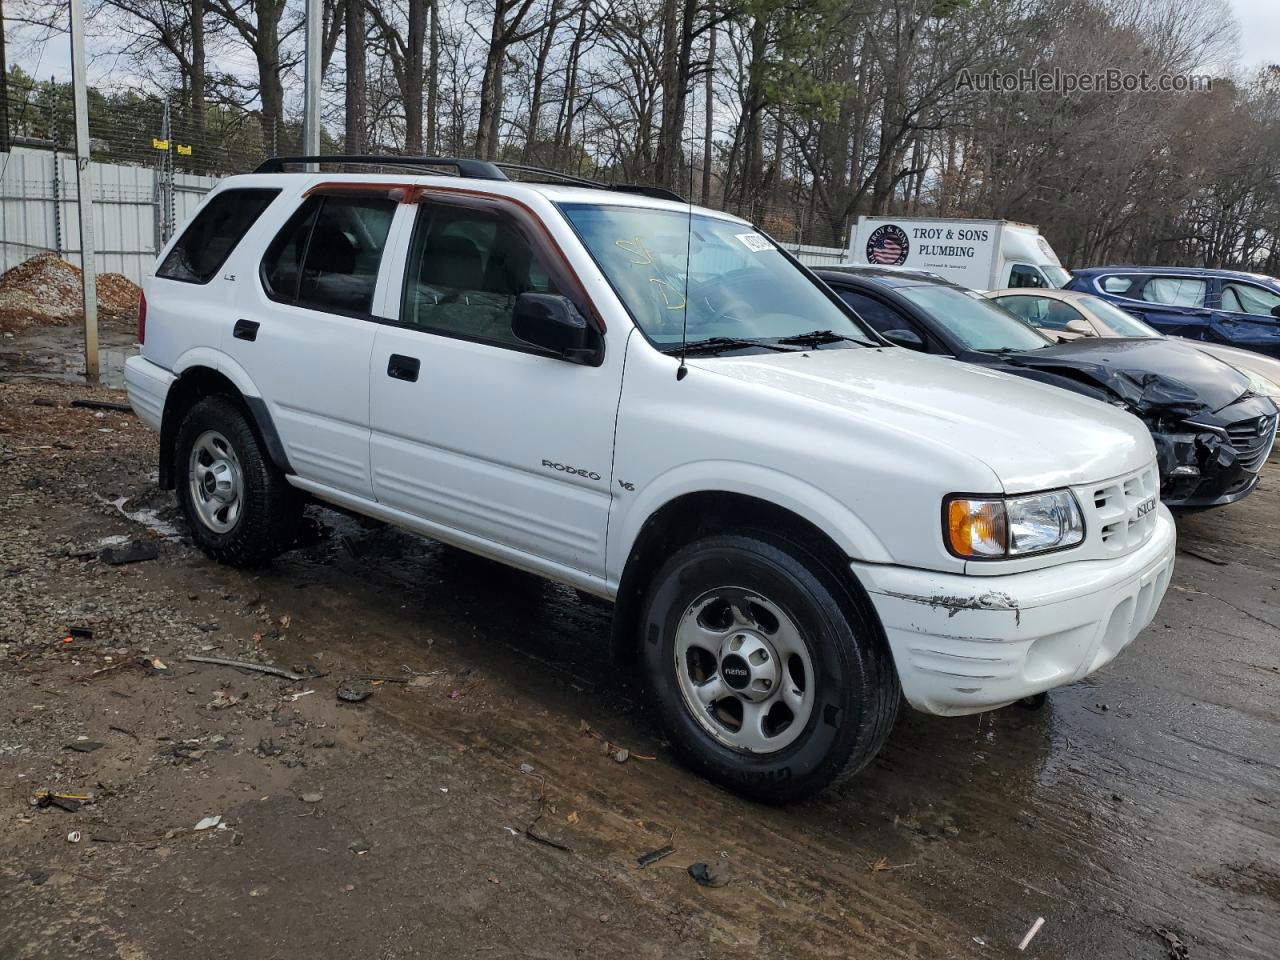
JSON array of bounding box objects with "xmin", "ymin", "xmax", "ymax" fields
[{"xmin": 736, "ymin": 232, "xmax": 773, "ymax": 252}]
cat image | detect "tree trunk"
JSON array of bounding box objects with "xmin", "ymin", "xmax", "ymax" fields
[
  {"xmin": 190, "ymin": 0, "xmax": 205, "ymax": 140},
  {"xmin": 404, "ymin": 0, "xmax": 426, "ymax": 152},
  {"xmin": 522, "ymin": 0, "xmax": 560, "ymax": 164},
  {"xmin": 700, "ymin": 19, "xmax": 715, "ymax": 203},
  {"xmin": 426, "ymin": 0, "xmax": 439, "ymax": 153},
  {"xmin": 345, "ymin": 0, "xmax": 367, "ymax": 152},
  {"xmin": 475, "ymin": 11, "xmax": 505, "ymax": 158}
]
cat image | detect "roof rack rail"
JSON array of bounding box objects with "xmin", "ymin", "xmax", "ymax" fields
[
  {"xmin": 254, "ymin": 155, "xmax": 509, "ymax": 180},
  {"xmin": 490, "ymin": 162, "xmax": 685, "ymax": 202},
  {"xmin": 254, "ymin": 154, "xmax": 687, "ymax": 203}
]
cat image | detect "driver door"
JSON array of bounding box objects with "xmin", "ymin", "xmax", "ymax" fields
[{"xmin": 367, "ymin": 193, "xmax": 625, "ymax": 581}]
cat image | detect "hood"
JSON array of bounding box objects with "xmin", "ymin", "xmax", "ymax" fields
[
  {"xmin": 1190, "ymin": 342, "xmax": 1280, "ymax": 399},
  {"xmin": 1001, "ymin": 338, "xmax": 1251, "ymax": 418},
  {"xmin": 689, "ymin": 347, "xmax": 1154, "ymax": 492}
]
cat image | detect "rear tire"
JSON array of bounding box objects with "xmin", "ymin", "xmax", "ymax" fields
[
  {"xmin": 175, "ymin": 395, "xmax": 302, "ymax": 566},
  {"xmin": 640, "ymin": 532, "xmax": 900, "ymax": 803}
]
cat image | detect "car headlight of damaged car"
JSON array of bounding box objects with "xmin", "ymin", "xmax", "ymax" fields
[{"xmin": 945, "ymin": 490, "xmax": 1085, "ymax": 559}]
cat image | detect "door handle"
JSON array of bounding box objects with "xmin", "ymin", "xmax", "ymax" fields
[
  {"xmin": 386, "ymin": 354, "xmax": 421, "ymax": 382},
  {"xmin": 233, "ymin": 319, "xmax": 260, "ymax": 341}
]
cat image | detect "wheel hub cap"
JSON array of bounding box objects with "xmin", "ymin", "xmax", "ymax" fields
[
  {"xmin": 188, "ymin": 430, "xmax": 242, "ymax": 534},
  {"xmin": 673, "ymin": 589, "xmax": 815, "ymax": 755}
]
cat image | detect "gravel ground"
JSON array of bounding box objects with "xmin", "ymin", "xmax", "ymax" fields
[{"xmin": 0, "ymin": 331, "xmax": 1277, "ymax": 960}]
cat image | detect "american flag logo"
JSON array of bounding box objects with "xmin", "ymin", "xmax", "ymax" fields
[{"xmin": 866, "ymin": 225, "xmax": 909, "ymax": 266}]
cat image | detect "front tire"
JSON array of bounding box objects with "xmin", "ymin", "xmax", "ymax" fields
[
  {"xmin": 640, "ymin": 533, "xmax": 899, "ymax": 803},
  {"xmin": 175, "ymin": 395, "xmax": 302, "ymax": 566}
]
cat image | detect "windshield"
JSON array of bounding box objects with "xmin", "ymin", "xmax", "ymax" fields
[
  {"xmin": 1080, "ymin": 295, "xmax": 1161, "ymax": 337},
  {"xmin": 898, "ymin": 284, "xmax": 1052, "ymax": 352},
  {"xmin": 559, "ymin": 203, "xmax": 873, "ymax": 348},
  {"xmin": 1041, "ymin": 264, "xmax": 1071, "ymax": 288}
]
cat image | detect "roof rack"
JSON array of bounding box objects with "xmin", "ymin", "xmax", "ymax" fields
[
  {"xmin": 254, "ymin": 155, "xmax": 509, "ymax": 179},
  {"xmin": 253, "ymin": 155, "xmax": 686, "ymax": 204}
]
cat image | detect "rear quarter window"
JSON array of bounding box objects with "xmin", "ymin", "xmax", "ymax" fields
[{"xmin": 157, "ymin": 188, "xmax": 280, "ymax": 284}]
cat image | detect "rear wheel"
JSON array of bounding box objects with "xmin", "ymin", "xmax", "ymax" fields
[
  {"xmin": 640, "ymin": 532, "xmax": 899, "ymax": 803},
  {"xmin": 175, "ymin": 395, "xmax": 302, "ymax": 566}
]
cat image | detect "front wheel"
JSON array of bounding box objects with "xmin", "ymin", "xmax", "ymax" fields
[
  {"xmin": 175, "ymin": 395, "xmax": 302, "ymax": 566},
  {"xmin": 640, "ymin": 533, "xmax": 900, "ymax": 803}
]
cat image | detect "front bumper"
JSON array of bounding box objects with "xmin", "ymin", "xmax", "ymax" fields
[
  {"xmin": 124, "ymin": 355, "xmax": 174, "ymax": 432},
  {"xmin": 853, "ymin": 507, "xmax": 1176, "ymax": 716}
]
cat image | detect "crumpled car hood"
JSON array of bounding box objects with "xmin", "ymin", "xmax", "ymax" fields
[{"xmin": 997, "ymin": 338, "xmax": 1251, "ymax": 418}]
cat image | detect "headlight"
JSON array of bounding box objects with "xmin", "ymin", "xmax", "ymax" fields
[{"xmin": 945, "ymin": 490, "xmax": 1084, "ymax": 559}]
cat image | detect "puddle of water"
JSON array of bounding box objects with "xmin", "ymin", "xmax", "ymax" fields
[{"xmin": 94, "ymin": 493, "xmax": 182, "ymax": 540}]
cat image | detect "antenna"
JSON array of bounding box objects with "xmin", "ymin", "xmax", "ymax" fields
[{"xmin": 676, "ymin": 54, "xmax": 697, "ymax": 382}]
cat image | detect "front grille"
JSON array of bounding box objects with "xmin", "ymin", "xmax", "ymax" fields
[
  {"xmin": 1225, "ymin": 414, "xmax": 1278, "ymax": 473},
  {"xmin": 1086, "ymin": 464, "xmax": 1161, "ymax": 555}
]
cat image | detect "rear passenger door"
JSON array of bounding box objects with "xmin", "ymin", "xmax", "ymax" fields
[
  {"xmin": 226, "ymin": 189, "xmax": 398, "ymax": 498},
  {"xmin": 1209, "ymin": 279, "xmax": 1280, "ymax": 355},
  {"xmin": 1116, "ymin": 274, "xmax": 1213, "ymax": 340},
  {"xmin": 367, "ymin": 192, "xmax": 622, "ymax": 581}
]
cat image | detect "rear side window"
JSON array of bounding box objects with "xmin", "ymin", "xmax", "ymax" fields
[
  {"xmin": 1141, "ymin": 276, "xmax": 1206, "ymax": 307},
  {"xmin": 261, "ymin": 195, "xmax": 397, "ymax": 316},
  {"xmin": 157, "ymin": 188, "xmax": 279, "ymax": 284}
]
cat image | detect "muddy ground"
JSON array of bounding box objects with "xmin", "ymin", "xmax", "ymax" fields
[{"xmin": 1, "ymin": 330, "xmax": 1277, "ymax": 960}]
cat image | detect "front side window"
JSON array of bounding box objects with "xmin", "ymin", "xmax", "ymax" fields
[
  {"xmin": 560, "ymin": 203, "xmax": 873, "ymax": 349},
  {"xmin": 260, "ymin": 195, "xmax": 396, "ymax": 315},
  {"xmin": 1220, "ymin": 282, "xmax": 1280, "ymax": 317},
  {"xmin": 898, "ymin": 284, "xmax": 1051, "ymax": 352},
  {"xmin": 992, "ymin": 294, "xmax": 1084, "ymax": 332},
  {"xmin": 1008, "ymin": 264, "xmax": 1047, "ymax": 289},
  {"xmin": 400, "ymin": 202, "xmax": 561, "ymax": 348},
  {"xmin": 158, "ymin": 188, "xmax": 279, "ymax": 284},
  {"xmin": 1077, "ymin": 295, "xmax": 1160, "ymax": 337},
  {"xmin": 1142, "ymin": 276, "xmax": 1207, "ymax": 307},
  {"xmin": 836, "ymin": 289, "xmax": 911, "ymax": 336}
]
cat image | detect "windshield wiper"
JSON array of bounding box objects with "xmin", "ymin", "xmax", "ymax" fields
[
  {"xmin": 774, "ymin": 329, "xmax": 872, "ymax": 348},
  {"xmin": 662, "ymin": 336, "xmax": 799, "ymax": 356}
]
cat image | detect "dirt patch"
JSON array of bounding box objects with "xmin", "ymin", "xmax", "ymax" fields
[{"xmin": 0, "ymin": 253, "xmax": 139, "ymax": 333}]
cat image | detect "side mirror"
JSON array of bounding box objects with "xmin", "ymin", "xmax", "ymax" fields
[
  {"xmin": 1271, "ymin": 305, "xmax": 1280, "ymax": 319},
  {"xmin": 512, "ymin": 293, "xmax": 604, "ymax": 366},
  {"xmin": 1064, "ymin": 318, "xmax": 1094, "ymax": 337},
  {"xmin": 883, "ymin": 328, "xmax": 925, "ymax": 350}
]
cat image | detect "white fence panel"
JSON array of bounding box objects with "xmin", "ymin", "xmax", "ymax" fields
[{"xmin": 0, "ymin": 147, "xmax": 219, "ymax": 283}]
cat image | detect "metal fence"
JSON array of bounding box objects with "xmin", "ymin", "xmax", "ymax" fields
[
  {"xmin": 0, "ymin": 145, "xmax": 846, "ymax": 282},
  {"xmin": 0, "ymin": 145, "xmax": 219, "ymax": 282}
]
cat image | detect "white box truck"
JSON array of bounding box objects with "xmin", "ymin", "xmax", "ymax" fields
[{"xmin": 848, "ymin": 217, "xmax": 1069, "ymax": 291}]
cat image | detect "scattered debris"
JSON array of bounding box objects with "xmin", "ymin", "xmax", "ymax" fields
[
  {"xmin": 186, "ymin": 655, "xmax": 305, "ymax": 682},
  {"xmin": 70, "ymin": 399, "xmax": 134, "ymax": 413},
  {"xmin": 208, "ymin": 690, "xmax": 242, "ymax": 710},
  {"xmin": 109, "ymin": 724, "xmax": 140, "ymax": 742},
  {"xmin": 91, "ymin": 829, "xmax": 122, "ymax": 843},
  {"xmin": 67, "ymin": 625, "xmax": 94, "ymax": 640},
  {"xmin": 33, "ymin": 790, "xmax": 91, "ymax": 812},
  {"xmin": 578, "ymin": 720, "xmax": 655, "ymax": 762},
  {"xmin": 337, "ymin": 679, "xmax": 373, "ymax": 703},
  {"xmin": 1154, "ymin": 927, "xmax": 1189, "ymax": 959},
  {"xmin": 66, "ymin": 831, "xmax": 82, "ymax": 844},
  {"xmin": 519, "ymin": 763, "xmax": 535, "ymax": 774},
  {"xmin": 1018, "ymin": 917, "xmax": 1045, "ymax": 951},
  {"xmin": 637, "ymin": 845, "xmax": 675, "ymax": 868},
  {"xmin": 99, "ymin": 541, "xmax": 159, "ymax": 566},
  {"xmin": 63, "ymin": 740, "xmax": 105, "ymax": 754},
  {"xmin": 688, "ymin": 861, "xmax": 732, "ymax": 888},
  {"xmin": 194, "ymin": 815, "xmax": 222, "ymax": 831},
  {"xmin": 285, "ymin": 689, "xmax": 315, "ymax": 702},
  {"xmin": 300, "ymin": 792, "xmax": 323, "ymax": 804},
  {"xmin": 354, "ymin": 674, "xmax": 408, "ymax": 683}
]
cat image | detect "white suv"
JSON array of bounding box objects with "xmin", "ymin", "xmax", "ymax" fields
[{"xmin": 126, "ymin": 158, "xmax": 1176, "ymax": 801}]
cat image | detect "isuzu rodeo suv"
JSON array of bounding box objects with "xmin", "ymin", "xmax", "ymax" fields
[{"xmin": 126, "ymin": 157, "xmax": 1176, "ymax": 801}]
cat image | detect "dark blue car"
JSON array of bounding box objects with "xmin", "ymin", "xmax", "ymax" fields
[{"xmin": 1067, "ymin": 266, "xmax": 1280, "ymax": 359}]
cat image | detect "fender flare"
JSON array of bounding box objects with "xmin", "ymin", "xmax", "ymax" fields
[
  {"xmin": 159, "ymin": 350, "xmax": 292, "ymax": 488},
  {"xmin": 607, "ymin": 460, "xmax": 894, "ymax": 584}
]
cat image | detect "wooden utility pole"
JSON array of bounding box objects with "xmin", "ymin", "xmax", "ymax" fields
[{"xmin": 70, "ymin": 0, "xmax": 98, "ymax": 380}]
